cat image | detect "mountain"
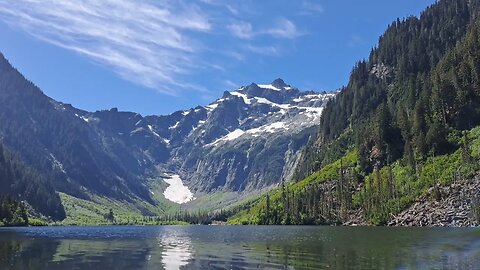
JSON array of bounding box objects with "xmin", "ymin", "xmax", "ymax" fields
[
  {"xmin": 228, "ymin": 0, "xmax": 480, "ymax": 226},
  {"xmin": 296, "ymin": 0, "xmax": 478, "ymax": 180},
  {"xmin": 0, "ymin": 142, "xmax": 64, "ymax": 220},
  {"xmin": 168, "ymin": 80, "xmax": 334, "ymax": 192},
  {"xmin": 0, "ymin": 53, "xmax": 333, "ymax": 220},
  {"xmin": 79, "ymin": 80, "xmax": 334, "ymax": 197}
]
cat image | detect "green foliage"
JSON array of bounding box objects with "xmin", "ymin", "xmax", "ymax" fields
[
  {"xmin": 357, "ymin": 126, "xmax": 480, "ymax": 224},
  {"xmin": 28, "ymin": 218, "xmax": 48, "ymax": 226},
  {"xmin": 231, "ymin": 124, "xmax": 480, "ymax": 226},
  {"xmin": 263, "ymin": 0, "xmax": 480, "ymax": 226},
  {"xmin": 58, "ymin": 192, "xmax": 239, "ymax": 226},
  {"xmin": 298, "ymin": 0, "xmax": 480, "ymax": 178},
  {"xmin": 0, "ymin": 196, "xmax": 28, "ymax": 226},
  {"xmin": 228, "ymin": 151, "xmax": 359, "ymax": 225}
]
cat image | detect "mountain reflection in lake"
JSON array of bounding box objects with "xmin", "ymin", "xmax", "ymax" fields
[{"xmin": 0, "ymin": 226, "xmax": 479, "ymax": 269}]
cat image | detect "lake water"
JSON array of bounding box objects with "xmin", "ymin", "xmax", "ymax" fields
[{"xmin": 0, "ymin": 226, "xmax": 479, "ymax": 269}]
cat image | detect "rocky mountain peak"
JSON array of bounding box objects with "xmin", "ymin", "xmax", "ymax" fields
[{"xmin": 271, "ymin": 78, "xmax": 289, "ymax": 89}]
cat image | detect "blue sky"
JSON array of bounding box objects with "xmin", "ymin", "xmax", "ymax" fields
[{"xmin": 0, "ymin": 0, "xmax": 436, "ymax": 116}]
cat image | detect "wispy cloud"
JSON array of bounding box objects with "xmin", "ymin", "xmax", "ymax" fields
[
  {"xmin": 347, "ymin": 34, "xmax": 366, "ymax": 48},
  {"xmin": 300, "ymin": 1, "xmax": 324, "ymax": 15},
  {"xmin": 199, "ymin": 0, "xmax": 239, "ymax": 15},
  {"xmin": 0, "ymin": 0, "xmax": 212, "ymax": 95},
  {"xmin": 223, "ymin": 79, "xmax": 240, "ymax": 89},
  {"xmin": 267, "ymin": 18, "xmax": 304, "ymax": 39},
  {"xmin": 245, "ymin": 45, "xmax": 280, "ymax": 56},
  {"xmin": 224, "ymin": 51, "xmax": 246, "ymax": 62},
  {"xmin": 0, "ymin": 1, "xmax": 310, "ymax": 96},
  {"xmin": 228, "ymin": 18, "xmax": 303, "ymax": 40},
  {"xmin": 227, "ymin": 22, "xmax": 254, "ymax": 39}
]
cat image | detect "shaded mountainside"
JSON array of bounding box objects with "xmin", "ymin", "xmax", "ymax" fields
[
  {"xmin": 0, "ymin": 142, "xmax": 64, "ymax": 220},
  {"xmin": 0, "ymin": 54, "xmax": 154, "ymax": 214},
  {"xmin": 0, "ymin": 52, "xmax": 333, "ymax": 220},
  {"xmin": 229, "ymin": 0, "xmax": 480, "ymax": 226}
]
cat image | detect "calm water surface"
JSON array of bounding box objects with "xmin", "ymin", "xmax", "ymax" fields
[{"xmin": 0, "ymin": 226, "xmax": 479, "ymax": 269}]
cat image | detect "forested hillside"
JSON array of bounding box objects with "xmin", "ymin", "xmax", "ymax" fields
[
  {"xmin": 0, "ymin": 196, "xmax": 29, "ymax": 226},
  {"xmin": 0, "ymin": 143, "xmax": 65, "ymax": 220},
  {"xmin": 229, "ymin": 0, "xmax": 480, "ymax": 226},
  {"xmin": 0, "ymin": 49, "xmax": 332, "ymax": 223}
]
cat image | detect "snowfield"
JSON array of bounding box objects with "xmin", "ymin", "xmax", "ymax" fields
[{"xmin": 163, "ymin": 175, "xmax": 195, "ymax": 204}]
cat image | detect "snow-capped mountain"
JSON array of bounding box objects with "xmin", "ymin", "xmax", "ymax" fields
[
  {"xmin": 0, "ymin": 52, "xmax": 334, "ymax": 214},
  {"xmin": 75, "ymin": 79, "xmax": 334, "ymax": 194},
  {"xmin": 167, "ymin": 79, "xmax": 335, "ymax": 192}
]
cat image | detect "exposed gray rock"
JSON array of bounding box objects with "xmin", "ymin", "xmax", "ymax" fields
[
  {"xmin": 84, "ymin": 80, "xmax": 335, "ymax": 194},
  {"xmin": 388, "ymin": 175, "xmax": 480, "ymax": 227}
]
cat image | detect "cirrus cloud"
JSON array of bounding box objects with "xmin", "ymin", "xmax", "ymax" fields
[
  {"xmin": 0, "ymin": 0, "xmax": 309, "ymax": 96},
  {"xmin": 0, "ymin": 0, "xmax": 212, "ymax": 95},
  {"xmin": 228, "ymin": 18, "xmax": 303, "ymax": 40}
]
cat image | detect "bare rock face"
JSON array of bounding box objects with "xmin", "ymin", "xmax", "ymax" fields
[
  {"xmin": 0, "ymin": 55, "xmax": 337, "ymax": 207},
  {"xmin": 77, "ymin": 80, "xmax": 336, "ymax": 194},
  {"xmin": 388, "ymin": 176, "xmax": 480, "ymax": 227},
  {"xmin": 370, "ymin": 63, "xmax": 393, "ymax": 81},
  {"xmin": 170, "ymin": 81, "xmax": 335, "ymax": 192}
]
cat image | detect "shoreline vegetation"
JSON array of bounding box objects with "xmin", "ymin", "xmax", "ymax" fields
[
  {"xmin": 4, "ymin": 123, "xmax": 480, "ymax": 228},
  {"xmin": 3, "ymin": 0, "xmax": 480, "ymax": 230},
  {"xmin": 226, "ymin": 127, "xmax": 480, "ymax": 227}
]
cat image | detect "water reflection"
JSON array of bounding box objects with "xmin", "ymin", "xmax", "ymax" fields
[
  {"xmin": 158, "ymin": 230, "xmax": 193, "ymax": 270},
  {"xmin": 0, "ymin": 226, "xmax": 479, "ymax": 269}
]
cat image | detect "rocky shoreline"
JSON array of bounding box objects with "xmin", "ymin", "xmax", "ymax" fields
[{"xmin": 387, "ymin": 176, "xmax": 480, "ymax": 227}]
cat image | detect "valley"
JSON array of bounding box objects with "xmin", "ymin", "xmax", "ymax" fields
[{"xmin": 1, "ymin": 0, "xmax": 480, "ymax": 228}]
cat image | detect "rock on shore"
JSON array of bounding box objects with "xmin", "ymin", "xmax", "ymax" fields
[{"xmin": 388, "ymin": 176, "xmax": 480, "ymax": 227}]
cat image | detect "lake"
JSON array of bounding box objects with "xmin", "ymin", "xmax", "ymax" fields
[{"xmin": 0, "ymin": 226, "xmax": 479, "ymax": 269}]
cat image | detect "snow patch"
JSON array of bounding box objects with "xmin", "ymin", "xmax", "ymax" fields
[
  {"xmin": 169, "ymin": 121, "xmax": 180, "ymax": 130},
  {"xmin": 258, "ymin": 84, "xmax": 281, "ymax": 91},
  {"xmin": 148, "ymin": 125, "xmax": 161, "ymax": 138},
  {"xmin": 131, "ymin": 127, "xmax": 145, "ymax": 134},
  {"xmin": 208, "ymin": 129, "xmax": 245, "ymax": 146},
  {"xmin": 206, "ymin": 103, "xmax": 219, "ymax": 110},
  {"xmin": 247, "ymin": 122, "xmax": 288, "ymax": 134},
  {"xmin": 293, "ymin": 97, "xmax": 303, "ymax": 102},
  {"xmin": 50, "ymin": 154, "xmax": 66, "ymax": 174},
  {"xmin": 163, "ymin": 175, "xmax": 195, "ymax": 204},
  {"xmin": 230, "ymin": 91, "xmax": 252, "ymax": 104},
  {"xmin": 223, "ymin": 129, "xmax": 245, "ymax": 141}
]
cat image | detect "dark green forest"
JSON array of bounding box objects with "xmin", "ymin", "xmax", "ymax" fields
[
  {"xmin": 0, "ymin": 142, "xmax": 65, "ymax": 220},
  {"xmin": 0, "ymin": 196, "xmax": 28, "ymax": 226},
  {"xmin": 229, "ymin": 0, "xmax": 480, "ymax": 225}
]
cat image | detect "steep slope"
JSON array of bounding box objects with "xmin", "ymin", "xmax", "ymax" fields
[
  {"xmin": 0, "ymin": 54, "xmax": 156, "ymax": 218},
  {"xmin": 0, "ymin": 52, "xmax": 333, "ymax": 218},
  {"xmin": 296, "ymin": 0, "xmax": 479, "ymax": 179},
  {"xmin": 78, "ymin": 79, "xmax": 333, "ymax": 195},
  {"xmin": 0, "ymin": 142, "xmax": 65, "ymax": 220},
  {"xmin": 171, "ymin": 80, "xmax": 334, "ymax": 192},
  {"xmin": 230, "ymin": 0, "xmax": 480, "ymax": 226}
]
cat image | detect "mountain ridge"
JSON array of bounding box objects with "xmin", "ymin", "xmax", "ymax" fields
[
  {"xmin": 0, "ymin": 52, "xmax": 334, "ymax": 219},
  {"xmin": 229, "ymin": 0, "xmax": 480, "ymax": 227}
]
